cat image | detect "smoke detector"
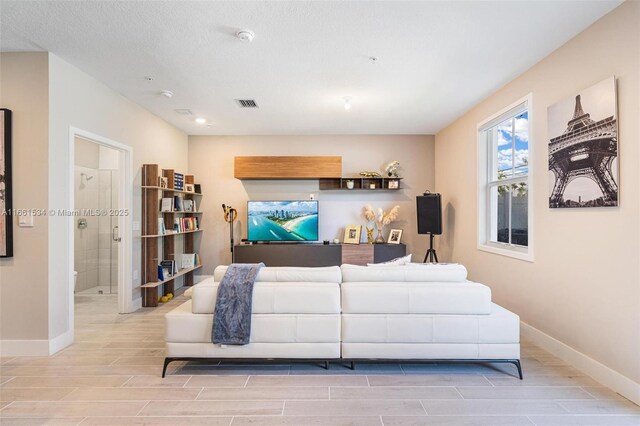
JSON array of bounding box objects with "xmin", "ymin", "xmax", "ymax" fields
[{"xmin": 236, "ymin": 29, "xmax": 255, "ymax": 42}]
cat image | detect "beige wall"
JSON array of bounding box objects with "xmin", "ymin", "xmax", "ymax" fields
[
  {"xmin": 188, "ymin": 135, "xmax": 435, "ymax": 272},
  {"xmin": 0, "ymin": 52, "xmax": 50, "ymax": 342},
  {"xmin": 435, "ymin": 0, "xmax": 639, "ymax": 391},
  {"xmin": 0, "ymin": 52, "xmax": 187, "ymax": 353}
]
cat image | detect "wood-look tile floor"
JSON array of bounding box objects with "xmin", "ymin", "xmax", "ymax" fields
[{"xmin": 1, "ymin": 293, "xmax": 638, "ymax": 425}]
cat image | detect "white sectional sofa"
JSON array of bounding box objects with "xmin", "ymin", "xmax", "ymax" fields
[
  {"xmin": 340, "ymin": 264, "xmax": 521, "ymax": 376},
  {"xmin": 164, "ymin": 263, "xmax": 522, "ymax": 378},
  {"xmin": 164, "ymin": 266, "xmax": 342, "ymax": 376}
]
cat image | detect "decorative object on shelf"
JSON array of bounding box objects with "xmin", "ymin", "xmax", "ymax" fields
[
  {"xmin": 369, "ymin": 182, "xmax": 376, "ymax": 189},
  {"xmin": 159, "ymin": 176, "xmax": 168, "ymax": 188},
  {"xmin": 174, "ymin": 172, "xmax": 184, "ymax": 191},
  {"xmin": 185, "ymin": 183, "xmax": 195, "ymax": 193},
  {"xmin": 388, "ymin": 179, "xmax": 399, "ymax": 189},
  {"xmin": 194, "ymin": 183, "xmax": 202, "ymax": 194},
  {"xmin": 343, "ymin": 224, "xmax": 362, "ymax": 244},
  {"xmin": 388, "ymin": 229, "xmax": 403, "ymax": 244},
  {"xmin": 0, "ymin": 109, "xmax": 12, "ymax": 258},
  {"xmin": 385, "ymin": 160, "xmax": 401, "ymax": 178},
  {"xmin": 359, "ymin": 171, "xmax": 382, "ymax": 178},
  {"xmin": 373, "ymin": 205, "xmax": 400, "ymax": 244},
  {"xmin": 346, "ymin": 180, "xmax": 354, "ymax": 189},
  {"xmin": 548, "ymin": 76, "xmax": 617, "ymax": 208},
  {"xmin": 365, "ymin": 227, "xmax": 374, "ymax": 244},
  {"xmin": 363, "ymin": 205, "xmax": 376, "ymax": 244}
]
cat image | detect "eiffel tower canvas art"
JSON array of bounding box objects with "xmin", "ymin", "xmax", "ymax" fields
[{"xmin": 547, "ymin": 77, "xmax": 618, "ymax": 208}]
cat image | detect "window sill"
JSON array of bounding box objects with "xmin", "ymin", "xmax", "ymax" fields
[{"xmin": 478, "ymin": 242, "xmax": 534, "ymax": 262}]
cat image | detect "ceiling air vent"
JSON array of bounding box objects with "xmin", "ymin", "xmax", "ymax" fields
[
  {"xmin": 174, "ymin": 109, "xmax": 193, "ymax": 115},
  {"xmin": 235, "ymin": 99, "xmax": 259, "ymax": 108}
]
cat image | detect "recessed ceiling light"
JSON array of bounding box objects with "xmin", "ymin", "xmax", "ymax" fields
[
  {"xmin": 195, "ymin": 117, "xmax": 206, "ymax": 124},
  {"xmin": 236, "ymin": 29, "xmax": 255, "ymax": 42},
  {"xmin": 369, "ymin": 56, "xmax": 378, "ymax": 64},
  {"xmin": 344, "ymin": 96, "xmax": 352, "ymax": 111},
  {"xmin": 160, "ymin": 90, "xmax": 173, "ymax": 98},
  {"xmin": 144, "ymin": 76, "xmax": 153, "ymax": 81}
]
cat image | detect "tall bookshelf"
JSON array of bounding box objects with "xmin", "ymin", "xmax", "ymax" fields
[{"xmin": 141, "ymin": 164, "xmax": 203, "ymax": 307}]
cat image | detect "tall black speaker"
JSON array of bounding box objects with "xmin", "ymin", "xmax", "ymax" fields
[{"xmin": 417, "ymin": 193, "xmax": 442, "ymax": 235}]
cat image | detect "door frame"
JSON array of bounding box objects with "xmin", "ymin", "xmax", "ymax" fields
[{"xmin": 68, "ymin": 127, "xmax": 134, "ymax": 320}]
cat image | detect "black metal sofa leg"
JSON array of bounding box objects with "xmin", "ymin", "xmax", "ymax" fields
[
  {"xmin": 162, "ymin": 358, "xmax": 173, "ymax": 378},
  {"xmin": 511, "ymin": 359, "xmax": 523, "ymax": 380}
]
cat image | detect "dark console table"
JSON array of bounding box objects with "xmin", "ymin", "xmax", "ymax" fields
[{"xmin": 234, "ymin": 243, "xmax": 406, "ymax": 267}]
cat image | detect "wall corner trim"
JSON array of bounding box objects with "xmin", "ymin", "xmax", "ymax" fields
[
  {"xmin": 48, "ymin": 329, "xmax": 73, "ymax": 355},
  {"xmin": 521, "ymin": 321, "xmax": 640, "ymax": 406}
]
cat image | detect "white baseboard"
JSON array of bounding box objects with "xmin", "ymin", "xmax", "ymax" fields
[
  {"xmin": 0, "ymin": 339, "xmax": 50, "ymax": 356},
  {"xmin": 1, "ymin": 329, "xmax": 75, "ymax": 356},
  {"xmin": 49, "ymin": 330, "xmax": 73, "ymax": 355},
  {"xmin": 521, "ymin": 321, "xmax": 640, "ymax": 406}
]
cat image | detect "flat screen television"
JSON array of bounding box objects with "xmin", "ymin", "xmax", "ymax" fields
[{"xmin": 247, "ymin": 200, "xmax": 318, "ymax": 242}]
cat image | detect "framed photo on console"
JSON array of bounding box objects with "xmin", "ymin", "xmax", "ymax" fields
[
  {"xmin": 343, "ymin": 224, "xmax": 361, "ymax": 244},
  {"xmin": 388, "ymin": 229, "xmax": 403, "ymax": 244}
]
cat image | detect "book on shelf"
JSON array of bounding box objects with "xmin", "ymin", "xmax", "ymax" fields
[
  {"xmin": 160, "ymin": 197, "xmax": 173, "ymax": 212},
  {"xmin": 183, "ymin": 199, "xmax": 195, "ymax": 212},
  {"xmin": 173, "ymin": 217, "xmax": 199, "ymax": 233},
  {"xmin": 160, "ymin": 259, "xmax": 177, "ymax": 275},
  {"xmin": 157, "ymin": 265, "xmax": 164, "ymax": 281},
  {"xmin": 173, "ymin": 195, "xmax": 183, "ymax": 212},
  {"xmin": 158, "ymin": 218, "xmax": 165, "ymax": 235},
  {"xmin": 174, "ymin": 173, "xmax": 184, "ymax": 191},
  {"xmin": 181, "ymin": 253, "xmax": 197, "ymax": 269}
]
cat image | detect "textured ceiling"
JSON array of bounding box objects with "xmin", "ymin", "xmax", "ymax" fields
[{"xmin": 0, "ymin": 1, "xmax": 622, "ymax": 135}]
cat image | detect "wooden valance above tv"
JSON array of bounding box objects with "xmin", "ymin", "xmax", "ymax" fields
[{"xmin": 234, "ymin": 156, "xmax": 342, "ymax": 179}]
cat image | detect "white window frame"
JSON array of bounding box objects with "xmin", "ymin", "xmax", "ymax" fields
[{"xmin": 477, "ymin": 93, "xmax": 534, "ymax": 262}]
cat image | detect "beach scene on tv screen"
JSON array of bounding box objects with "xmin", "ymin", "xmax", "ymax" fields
[{"xmin": 248, "ymin": 201, "xmax": 318, "ymax": 241}]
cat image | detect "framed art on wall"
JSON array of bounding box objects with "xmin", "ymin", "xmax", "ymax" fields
[
  {"xmin": 343, "ymin": 224, "xmax": 361, "ymax": 244},
  {"xmin": 1, "ymin": 109, "xmax": 13, "ymax": 258},
  {"xmin": 548, "ymin": 76, "xmax": 618, "ymax": 208}
]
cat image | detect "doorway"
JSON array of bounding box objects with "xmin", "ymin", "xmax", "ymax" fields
[
  {"xmin": 74, "ymin": 137, "xmax": 120, "ymax": 295},
  {"xmin": 69, "ymin": 128, "xmax": 133, "ymax": 323}
]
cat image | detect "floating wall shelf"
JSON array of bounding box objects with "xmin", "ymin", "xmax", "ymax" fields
[
  {"xmin": 234, "ymin": 156, "xmax": 342, "ymax": 179},
  {"xmin": 319, "ymin": 177, "xmax": 402, "ymax": 191}
]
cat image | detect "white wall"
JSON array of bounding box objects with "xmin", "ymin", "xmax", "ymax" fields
[
  {"xmin": 435, "ymin": 1, "xmax": 639, "ymax": 402},
  {"xmin": 47, "ymin": 53, "xmax": 189, "ymax": 342},
  {"xmin": 188, "ymin": 135, "xmax": 435, "ymax": 272}
]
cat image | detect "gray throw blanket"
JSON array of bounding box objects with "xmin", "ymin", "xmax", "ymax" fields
[{"xmin": 212, "ymin": 263, "xmax": 264, "ymax": 345}]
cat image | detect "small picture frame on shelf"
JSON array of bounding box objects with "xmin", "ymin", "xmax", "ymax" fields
[
  {"xmin": 159, "ymin": 176, "xmax": 168, "ymax": 188},
  {"xmin": 388, "ymin": 180, "xmax": 399, "ymax": 189},
  {"xmin": 343, "ymin": 224, "xmax": 362, "ymax": 244},
  {"xmin": 388, "ymin": 229, "xmax": 403, "ymax": 244},
  {"xmin": 185, "ymin": 183, "xmax": 195, "ymax": 193},
  {"xmin": 194, "ymin": 184, "xmax": 202, "ymax": 194}
]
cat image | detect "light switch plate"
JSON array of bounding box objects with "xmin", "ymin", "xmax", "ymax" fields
[
  {"xmin": 132, "ymin": 221, "xmax": 140, "ymax": 231},
  {"xmin": 18, "ymin": 215, "xmax": 34, "ymax": 227}
]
